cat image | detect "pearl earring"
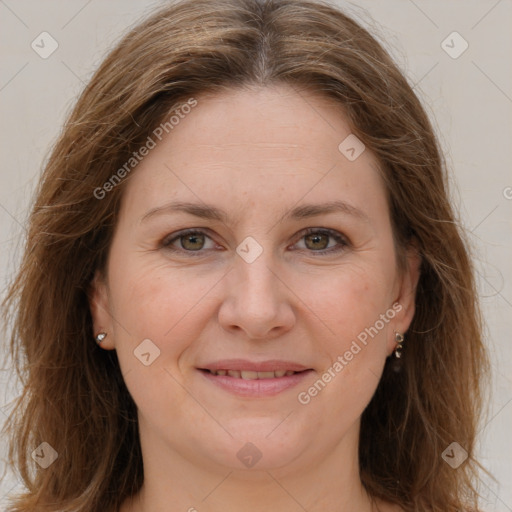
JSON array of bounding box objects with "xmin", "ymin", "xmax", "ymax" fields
[{"xmin": 95, "ymin": 332, "xmax": 107, "ymax": 344}]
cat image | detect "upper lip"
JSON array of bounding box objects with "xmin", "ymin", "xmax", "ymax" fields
[{"xmin": 198, "ymin": 359, "xmax": 310, "ymax": 372}]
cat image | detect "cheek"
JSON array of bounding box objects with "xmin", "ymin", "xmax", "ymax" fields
[
  {"xmin": 296, "ymin": 275, "xmax": 393, "ymax": 430},
  {"xmin": 299, "ymin": 262, "xmax": 395, "ymax": 347},
  {"xmin": 106, "ymin": 258, "xmax": 217, "ymax": 419},
  {"xmin": 108, "ymin": 254, "xmax": 222, "ymax": 358}
]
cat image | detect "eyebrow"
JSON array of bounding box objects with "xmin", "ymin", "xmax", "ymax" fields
[{"xmin": 140, "ymin": 199, "xmax": 370, "ymax": 225}]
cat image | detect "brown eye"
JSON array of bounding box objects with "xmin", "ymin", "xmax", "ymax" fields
[
  {"xmin": 162, "ymin": 229, "xmax": 216, "ymax": 254},
  {"xmin": 304, "ymin": 232, "xmax": 330, "ymax": 251},
  {"xmin": 180, "ymin": 233, "xmax": 205, "ymax": 251},
  {"xmin": 294, "ymin": 228, "xmax": 349, "ymax": 255}
]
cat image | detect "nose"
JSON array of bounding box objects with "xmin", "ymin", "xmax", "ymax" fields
[{"xmin": 217, "ymin": 249, "xmax": 295, "ymax": 340}]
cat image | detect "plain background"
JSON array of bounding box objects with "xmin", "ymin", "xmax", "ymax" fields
[{"xmin": 0, "ymin": 0, "xmax": 511, "ymax": 509}]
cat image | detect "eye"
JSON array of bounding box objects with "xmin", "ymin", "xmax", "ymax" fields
[
  {"xmin": 161, "ymin": 227, "xmax": 349, "ymax": 257},
  {"xmin": 293, "ymin": 228, "xmax": 349, "ymax": 255},
  {"xmin": 162, "ymin": 229, "xmax": 217, "ymax": 254}
]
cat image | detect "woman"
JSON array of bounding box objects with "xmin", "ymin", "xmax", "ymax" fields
[{"xmin": 1, "ymin": 0, "xmax": 489, "ymax": 511}]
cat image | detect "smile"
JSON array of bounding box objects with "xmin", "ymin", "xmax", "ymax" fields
[
  {"xmin": 204, "ymin": 369, "xmax": 298, "ymax": 379},
  {"xmin": 197, "ymin": 363, "xmax": 314, "ymax": 397}
]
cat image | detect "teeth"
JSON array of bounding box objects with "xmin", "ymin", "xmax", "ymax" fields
[
  {"xmin": 257, "ymin": 371, "xmax": 275, "ymax": 379},
  {"xmin": 240, "ymin": 370, "xmax": 259, "ymax": 380},
  {"xmin": 209, "ymin": 369, "xmax": 298, "ymax": 378}
]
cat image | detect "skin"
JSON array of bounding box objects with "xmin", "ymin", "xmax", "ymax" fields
[{"xmin": 90, "ymin": 84, "xmax": 420, "ymax": 512}]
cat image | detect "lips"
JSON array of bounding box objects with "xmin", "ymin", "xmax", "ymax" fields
[{"xmin": 197, "ymin": 359, "xmax": 313, "ymax": 397}]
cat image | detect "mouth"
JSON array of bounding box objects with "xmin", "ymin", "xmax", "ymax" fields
[
  {"xmin": 200, "ymin": 369, "xmax": 299, "ymax": 379},
  {"xmin": 197, "ymin": 360, "xmax": 314, "ymax": 397}
]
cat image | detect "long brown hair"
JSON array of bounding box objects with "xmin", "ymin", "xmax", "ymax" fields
[{"xmin": 1, "ymin": 0, "xmax": 489, "ymax": 510}]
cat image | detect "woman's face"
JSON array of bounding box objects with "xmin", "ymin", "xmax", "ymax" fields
[{"xmin": 90, "ymin": 84, "xmax": 419, "ymax": 475}]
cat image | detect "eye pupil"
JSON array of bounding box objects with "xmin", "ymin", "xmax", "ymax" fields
[
  {"xmin": 181, "ymin": 233, "xmax": 204, "ymax": 250},
  {"xmin": 305, "ymin": 233, "xmax": 329, "ymax": 250}
]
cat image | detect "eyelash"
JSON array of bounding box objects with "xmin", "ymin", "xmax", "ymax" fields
[{"xmin": 161, "ymin": 228, "xmax": 349, "ymax": 257}]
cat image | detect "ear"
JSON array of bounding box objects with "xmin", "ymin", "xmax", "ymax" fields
[
  {"xmin": 387, "ymin": 243, "xmax": 421, "ymax": 355},
  {"xmin": 88, "ymin": 269, "xmax": 115, "ymax": 350}
]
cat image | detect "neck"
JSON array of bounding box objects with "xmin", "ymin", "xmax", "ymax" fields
[{"xmin": 121, "ymin": 419, "xmax": 379, "ymax": 512}]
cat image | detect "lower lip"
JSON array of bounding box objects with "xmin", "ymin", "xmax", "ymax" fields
[{"xmin": 198, "ymin": 369, "xmax": 314, "ymax": 397}]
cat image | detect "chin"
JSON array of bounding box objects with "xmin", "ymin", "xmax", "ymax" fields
[{"xmin": 205, "ymin": 420, "xmax": 309, "ymax": 472}]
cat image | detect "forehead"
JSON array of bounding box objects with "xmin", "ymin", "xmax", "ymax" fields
[
  {"xmin": 119, "ymin": 84, "xmax": 387, "ymax": 223},
  {"xmin": 171, "ymin": 84, "xmax": 351, "ymax": 152}
]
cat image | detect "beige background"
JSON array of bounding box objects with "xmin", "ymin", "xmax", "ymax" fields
[{"xmin": 1, "ymin": 0, "xmax": 511, "ymax": 508}]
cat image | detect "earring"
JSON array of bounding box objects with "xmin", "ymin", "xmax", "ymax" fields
[
  {"xmin": 394, "ymin": 331, "xmax": 404, "ymax": 358},
  {"xmin": 95, "ymin": 332, "xmax": 107, "ymax": 344}
]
